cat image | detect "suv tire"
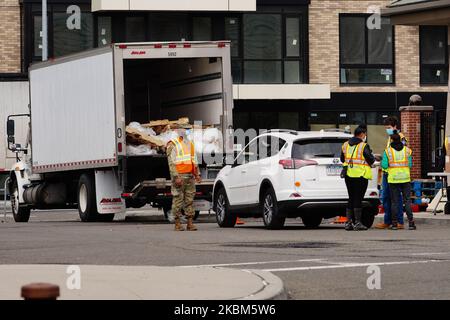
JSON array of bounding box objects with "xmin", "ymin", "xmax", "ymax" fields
[
  {"xmin": 261, "ymin": 187, "xmax": 285, "ymax": 230},
  {"xmin": 215, "ymin": 188, "xmax": 236, "ymax": 228}
]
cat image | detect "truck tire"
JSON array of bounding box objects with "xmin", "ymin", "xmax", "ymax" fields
[
  {"xmin": 301, "ymin": 215, "xmax": 323, "ymax": 229},
  {"xmin": 11, "ymin": 180, "xmax": 31, "ymax": 223},
  {"xmin": 261, "ymin": 187, "xmax": 285, "ymax": 230},
  {"xmin": 78, "ymin": 173, "xmax": 100, "ymax": 222},
  {"xmin": 215, "ymin": 188, "xmax": 236, "ymax": 228}
]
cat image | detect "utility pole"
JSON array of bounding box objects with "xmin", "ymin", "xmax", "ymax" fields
[{"xmin": 42, "ymin": 0, "xmax": 48, "ymax": 61}]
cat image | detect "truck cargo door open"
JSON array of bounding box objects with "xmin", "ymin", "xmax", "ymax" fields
[{"xmin": 123, "ymin": 56, "xmax": 226, "ymax": 195}]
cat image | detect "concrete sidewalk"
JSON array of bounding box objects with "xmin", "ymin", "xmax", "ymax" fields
[
  {"xmin": 374, "ymin": 211, "xmax": 450, "ymax": 226},
  {"xmin": 0, "ymin": 265, "xmax": 286, "ymax": 300}
]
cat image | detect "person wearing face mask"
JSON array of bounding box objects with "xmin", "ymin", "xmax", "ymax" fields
[
  {"xmin": 375, "ymin": 116, "xmax": 408, "ymax": 230},
  {"xmin": 340, "ymin": 124, "xmax": 376, "ymax": 231},
  {"xmin": 166, "ymin": 125, "xmax": 202, "ymax": 231}
]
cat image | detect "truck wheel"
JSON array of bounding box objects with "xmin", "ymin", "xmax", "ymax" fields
[
  {"xmin": 261, "ymin": 188, "xmax": 285, "ymax": 230},
  {"xmin": 302, "ymin": 215, "xmax": 323, "ymax": 229},
  {"xmin": 215, "ymin": 188, "xmax": 236, "ymax": 228},
  {"xmin": 78, "ymin": 173, "xmax": 99, "ymax": 222},
  {"xmin": 11, "ymin": 180, "xmax": 30, "ymax": 223}
]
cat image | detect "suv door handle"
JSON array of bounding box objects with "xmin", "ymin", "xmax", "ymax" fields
[{"xmin": 241, "ymin": 169, "xmax": 247, "ymax": 173}]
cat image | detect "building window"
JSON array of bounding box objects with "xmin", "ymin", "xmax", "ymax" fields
[
  {"xmin": 193, "ymin": 17, "xmax": 212, "ymax": 41},
  {"xmin": 126, "ymin": 16, "xmax": 146, "ymax": 42},
  {"xmin": 225, "ymin": 17, "xmax": 240, "ymax": 57},
  {"xmin": 228, "ymin": 6, "xmax": 307, "ymax": 84},
  {"xmin": 420, "ymin": 26, "xmax": 449, "ymax": 85},
  {"xmin": 309, "ymin": 111, "xmax": 392, "ymax": 154},
  {"xmin": 339, "ymin": 15, "xmax": 394, "ymax": 85},
  {"xmin": 33, "ymin": 15, "xmax": 42, "ymax": 58},
  {"xmin": 97, "ymin": 16, "xmax": 112, "ymax": 47},
  {"xmin": 148, "ymin": 14, "xmax": 189, "ymax": 41}
]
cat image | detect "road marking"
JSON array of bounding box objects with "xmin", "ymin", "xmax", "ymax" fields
[
  {"xmin": 263, "ymin": 259, "xmax": 449, "ymax": 272},
  {"xmin": 410, "ymin": 252, "xmax": 449, "ymax": 256},
  {"xmin": 179, "ymin": 258, "xmax": 326, "ymax": 268}
]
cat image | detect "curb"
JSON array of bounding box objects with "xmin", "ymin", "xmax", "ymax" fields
[
  {"xmin": 0, "ymin": 265, "xmax": 287, "ymax": 300},
  {"xmin": 374, "ymin": 215, "xmax": 450, "ymax": 227},
  {"xmin": 238, "ymin": 269, "xmax": 287, "ymax": 300}
]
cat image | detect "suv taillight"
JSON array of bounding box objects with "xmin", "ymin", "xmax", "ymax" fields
[{"xmin": 279, "ymin": 158, "xmax": 318, "ymax": 169}]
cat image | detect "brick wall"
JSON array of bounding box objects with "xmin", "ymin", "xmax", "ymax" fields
[
  {"xmin": 309, "ymin": 0, "xmax": 448, "ymax": 93},
  {"xmin": 400, "ymin": 109, "xmax": 433, "ymax": 179},
  {"xmin": 0, "ymin": 0, "xmax": 21, "ymax": 73}
]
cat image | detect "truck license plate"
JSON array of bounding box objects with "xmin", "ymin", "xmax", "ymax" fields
[
  {"xmin": 326, "ymin": 165, "xmax": 342, "ymax": 176},
  {"xmin": 194, "ymin": 200, "xmax": 211, "ymax": 211}
]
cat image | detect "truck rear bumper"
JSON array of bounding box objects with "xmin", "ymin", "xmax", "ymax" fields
[{"xmin": 129, "ymin": 179, "xmax": 215, "ymax": 205}]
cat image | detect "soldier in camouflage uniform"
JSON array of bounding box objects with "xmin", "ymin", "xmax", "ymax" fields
[{"xmin": 167, "ymin": 126, "xmax": 202, "ymax": 231}]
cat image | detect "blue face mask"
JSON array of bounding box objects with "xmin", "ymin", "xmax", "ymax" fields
[
  {"xmin": 185, "ymin": 129, "xmax": 191, "ymax": 135},
  {"xmin": 386, "ymin": 129, "xmax": 395, "ymax": 135}
]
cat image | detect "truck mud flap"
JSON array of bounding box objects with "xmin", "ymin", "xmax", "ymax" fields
[{"xmin": 95, "ymin": 170, "xmax": 126, "ymax": 214}]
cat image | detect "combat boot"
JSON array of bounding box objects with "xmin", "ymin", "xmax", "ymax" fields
[
  {"xmin": 408, "ymin": 219, "xmax": 417, "ymax": 230},
  {"xmin": 344, "ymin": 209, "xmax": 354, "ymax": 231},
  {"xmin": 174, "ymin": 218, "xmax": 185, "ymax": 231},
  {"xmin": 353, "ymin": 208, "xmax": 368, "ymax": 231},
  {"xmin": 186, "ymin": 217, "xmax": 198, "ymax": 231}
]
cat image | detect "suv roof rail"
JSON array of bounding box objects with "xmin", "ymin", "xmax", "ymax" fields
[
  {"xmin": 320, "ymin": 128, "xmax": 351, "ymax": 134},
  {"xmin": 263, "ymin": 129, "xmax": 299, "ymax": 135}
]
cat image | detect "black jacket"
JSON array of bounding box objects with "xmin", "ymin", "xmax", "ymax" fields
[
  {"xmin": 390, "ymin": 141, "xmax": 404, "ymax": 152},
  {"xmin": 340, "ymin": 137, "xmax": 376, "ymax": 166}
]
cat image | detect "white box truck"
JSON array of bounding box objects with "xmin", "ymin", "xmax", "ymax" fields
[{"xmin": 6, "ymin": 41, "xmax": 234, "ymax": 222}]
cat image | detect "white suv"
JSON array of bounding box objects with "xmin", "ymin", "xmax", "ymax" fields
[{"xmin": 213, "ymin": 130, "xmax": 380, "ymax": 229}]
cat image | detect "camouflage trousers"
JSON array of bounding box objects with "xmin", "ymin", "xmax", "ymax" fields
[{"xmin": 171, "ymin": 175, "xmax": 196, "ymax": 219}]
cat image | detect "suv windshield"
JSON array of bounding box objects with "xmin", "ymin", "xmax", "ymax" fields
[{"xmin": 292, "ymin": 138, "xmax": 348, "ymax": 159}]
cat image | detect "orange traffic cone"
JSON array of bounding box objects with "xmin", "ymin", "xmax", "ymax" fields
[
  {"xmin": 236, "ymin": 217, "xmax": 245, "ymax": 225},
  {"xmin": 334, "ymin": 216, "xmax": 348, "ymax": 224}
]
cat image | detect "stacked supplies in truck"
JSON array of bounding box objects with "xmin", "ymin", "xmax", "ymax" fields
[{"xmin": 125, "ymin": 118, "xmax": 222, "ymax": 156}]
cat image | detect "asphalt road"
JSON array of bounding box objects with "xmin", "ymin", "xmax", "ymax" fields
[{"xmin": 1, "ymin": 208, "xmax": 450, "ymax": 300}]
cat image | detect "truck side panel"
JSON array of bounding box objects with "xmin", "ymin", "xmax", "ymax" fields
[{"xmin": 29, "ymin": 50, "xmax": 117, "ymax": 173}]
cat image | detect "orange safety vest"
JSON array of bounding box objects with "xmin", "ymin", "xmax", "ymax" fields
[{"xmin": 171, "ymin": 138, "xmax": 197, "ymax": 174}]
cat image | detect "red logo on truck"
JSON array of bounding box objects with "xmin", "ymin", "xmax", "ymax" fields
[
  {"xmin": 130, "ymin": 51, "xmax": 146, "ymax": 55},
  {"xmin": 100, "ymin": 198, "xmax": 122, "ymax": 204}
]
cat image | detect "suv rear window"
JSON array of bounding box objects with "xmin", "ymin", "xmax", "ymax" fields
[{"xmin": 292, "ymin": 138, "xmax": 347, "ymax": 159}]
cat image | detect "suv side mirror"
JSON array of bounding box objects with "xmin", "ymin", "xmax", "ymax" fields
[{"xmin": 7, "ymin": 119, "xmax": 15, "ymax": 136}]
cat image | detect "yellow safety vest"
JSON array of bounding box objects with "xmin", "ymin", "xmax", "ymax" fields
[
  {"xmin": 342, "ymin": 141, "xmax": 373, "ymax": 180},
  {"xmin": 445, "ymin": 136, "xmax": 449, "ymax": 154},
  {"xmin": 383, "ymin": 132, "xmax": 407, "ymax": 172},
  {"xmin": 171, "ymin": 138, "xmax": 197, "ymax": 174},
  {"xmin": 385, "ymin": 146, "xmax": 412, "ymax": 184}
]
